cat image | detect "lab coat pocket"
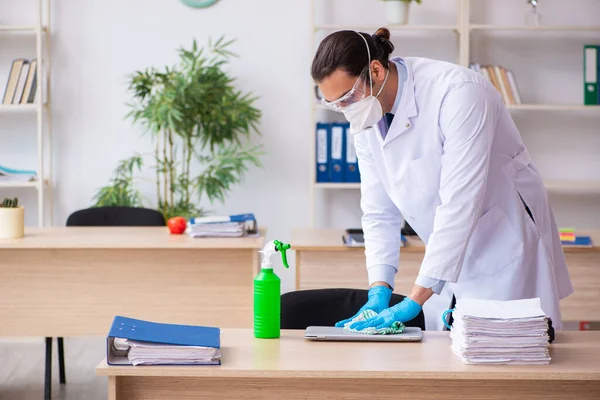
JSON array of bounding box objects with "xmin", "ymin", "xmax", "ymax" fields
[
  {"xmin": 464, "ymin": 205, "xmax": 524, "ymax": 277},
  {"xmin": 407, "ymin": 150, "xmax": 441, "ymax": 197}
]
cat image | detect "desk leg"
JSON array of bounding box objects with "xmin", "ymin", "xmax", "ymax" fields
[
  {"xmin": 44, "ymin": 337, "xmax": 51, "ymax": 400},
  {"xmin": 108, "ymin": 376, "xmax": 117, "ymax": 400}
]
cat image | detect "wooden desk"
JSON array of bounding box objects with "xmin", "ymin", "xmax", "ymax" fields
[
  {"xmin": 292, "ymin": 228, "xmax": 600, "ymax": 323},
  {"xmin": 96, "ymin": 330, "xmax": 600, "ymax": 400},
  {"xmin": 0, "ymin": 227, "xmax": 266, "ymax": 336}
]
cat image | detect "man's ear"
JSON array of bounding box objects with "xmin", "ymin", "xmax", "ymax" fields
[{"xmin": 370, "ymin": 60, "xmax": 386, "ymax": 83}]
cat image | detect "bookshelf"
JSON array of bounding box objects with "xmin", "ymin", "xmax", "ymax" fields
[
  {"xmin": 309, "ymin": 0, "xmax": 600, "ymax": 227},
  {"xmin": 0, "ymin": 0, "xmax": 52, "ymax": 227}
]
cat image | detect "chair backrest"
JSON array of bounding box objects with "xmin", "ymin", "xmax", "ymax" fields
[
  {"xmin": 281, "ymin": 288, "xmax": 426, "ymax": 330},
  {"xmin": 66, "ymin": 206, "xmax": 166, "ymax": 227}
]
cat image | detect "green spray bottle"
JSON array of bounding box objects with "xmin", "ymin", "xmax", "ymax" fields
[{"xmin": 254, "ymin": 239, "xmax": 291, "ymax": 339}]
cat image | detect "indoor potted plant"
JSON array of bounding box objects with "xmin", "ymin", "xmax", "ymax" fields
[
  {"xmin": 382, "ymin": 0, "xmax": 421, "ymax": 25},
  {"xmin": 0, "ymin": 197, "xmax": 24, "ymax": 239},
  {"xmin": 92, "ymin": 37, "xmax": 263, "ymax": 220}
]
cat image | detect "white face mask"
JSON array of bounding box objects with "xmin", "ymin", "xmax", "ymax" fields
[{"xmin": 342, "ymin": 32, "xmax": 390, "ymax": 135}]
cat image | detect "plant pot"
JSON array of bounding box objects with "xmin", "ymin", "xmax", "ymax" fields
[
  {"xmin": 385, "ymin": 1, "xmax": 410, "ymax": 25},
  {"xmin": 0, "ymin": 206, "xmax": 24, "ymax": 239}
]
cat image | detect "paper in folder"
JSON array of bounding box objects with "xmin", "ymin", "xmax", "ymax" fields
[{"xmin": 107, "ymin": 316, "xmax": 221, "ymax": 366}]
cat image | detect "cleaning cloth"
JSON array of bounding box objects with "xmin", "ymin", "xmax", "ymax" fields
[{"xmin": 343, "ymin": 309, "xmax": 406, "ymax": 335}]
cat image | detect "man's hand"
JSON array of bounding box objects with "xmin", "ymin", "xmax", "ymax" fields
[
  {"xmin": 348, "ymin": 284, "xmax": 433, "ymax": 331},
  {"xmin": 334, "ymin": 285, "xmax": 392, "ymax": 327},
  {"xmin": 349, "ymin": 297, "xmax": 422, "ymax": 331}
]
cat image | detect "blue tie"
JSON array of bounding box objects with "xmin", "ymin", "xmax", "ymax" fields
[
  {"xmin": 381, "ymin": 112, "xmax": 394, "ymax": 139},
  {"xmin": 386, "ymin": 113, "xmax": 394, "ymax": 128}
]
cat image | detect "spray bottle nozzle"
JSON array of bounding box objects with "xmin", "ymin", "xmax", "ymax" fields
[{"xmin": 260, "ymin": 239, "xmax": 291, "ymax": 269}]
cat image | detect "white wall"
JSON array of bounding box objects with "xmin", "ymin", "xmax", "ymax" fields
[{"xmin": 1, "ymin": 0, "xmax": 599, "ymax": 293}]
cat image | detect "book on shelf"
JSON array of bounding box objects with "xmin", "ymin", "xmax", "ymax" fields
[
  {"xmin": 2, "ymin": 58, "xmax": 38, "ymax": 105},
  {"xmin": 315, "ymin": 121, "xmax": 360, "ymax": 184},
  {"xmin": 469, "ymin": 63, "xmax": 522, "ymax": 106},
  {"xmin": 583, "ymin": 44, "xmax": 599, "ymax": 105},
  {"xmin": 0, "ymin": 165, "xmax": 36, "ymax": 182}
]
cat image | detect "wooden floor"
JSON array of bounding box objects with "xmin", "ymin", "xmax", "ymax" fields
[{"xmin": 0, "ymin": 337, "xmax": 107, "ymax": 400}]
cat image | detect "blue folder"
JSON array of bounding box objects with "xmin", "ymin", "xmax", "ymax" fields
[
  {"xmin": 561, "ymin": 236, "xmax": 593, "ymax": 248},
  {"xmin": 343, "ymin": 122, "xmax": 360, "ymax": 183},
  {"xmin": 329, "ymin": 122, "xmax": 346, "ymax": 182},
  {"xmin": 106, "ymin": 316, "xmax": 221, "ymax": 366},
  {"xmin": 315, "ymin": 122, "xmax": 330, "ymax": 182}
]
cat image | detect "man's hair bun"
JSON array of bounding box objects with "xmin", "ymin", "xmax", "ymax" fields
[{"xmin": 373, "ymin": 27, "xmax": 394, "ymax": 56}]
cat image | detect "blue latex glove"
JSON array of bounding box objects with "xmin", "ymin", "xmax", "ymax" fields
[
  {"xmin": 349, "ymin": 297, "xmax": 422, "ymax": 331},
  {"xmin": 334, "ymin": 285, "xmax": 392, "ymax": 327}
]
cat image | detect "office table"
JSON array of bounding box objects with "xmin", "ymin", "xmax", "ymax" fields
[
  {"xmin": 0, "ymin": 227, "xmax": 266, "ymax": 336},
  {"xmin": 292, "ymin": 228, "xmax": 600, "ymax": 324},
  {"xmin": 96, "ymin": 330, "xmax": 600, "ymax": 400}
]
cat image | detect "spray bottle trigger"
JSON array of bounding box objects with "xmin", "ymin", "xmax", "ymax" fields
[{"xmin": 274, "ymin": 240, "xmax": 291, "ymax": 269}]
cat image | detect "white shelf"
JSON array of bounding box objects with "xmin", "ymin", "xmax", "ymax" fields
[
  {"xmin": 315, "ymin": 183, "xmax": 361, "ymax": 190},
  {"xmin": 309, "ymin": 0, "xmax": 600, "ymax": 227},
  {"xmin": 0, "ymin": 25, "xmax": 47, "ymax": 33},
  {"xmin": 507, "ymin": 104, "xmax": 600, "ymax": 111},
  {"xmin": 1, "ymin": 0, "xmax": 52, "ymax": 227},
  {"xmin": 315, "ymin": 24, "xmax": 458, "ymax": 32},
  {"xmin": 0, "ymin": 104, "xmax": 39, "ymax": 112},
  {"xmin": 316, "ymin": 103, "xmax": 600, "ymax": 112},
  {"xmin": 0, "ymin": 181, "xmax": 39, "ymax": 189},
  {"xmin": 470, "ymin": 25, "xmax": 600, "ymax": 32},
  {"xmin": 314, "ymin": 181, "xmax": 600, "ymax": 194}
]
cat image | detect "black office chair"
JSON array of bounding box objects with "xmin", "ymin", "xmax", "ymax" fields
[
  {"xmin": 281, "ymin": 288, "xmax": 426, "ymax": 330},
  {"xmin": 65, "ymin": 205, "xmax": 166, "ymax": 226},
  {"xmin": 44, "ymin": 206, "xmax": 165, "ymax": 399}
]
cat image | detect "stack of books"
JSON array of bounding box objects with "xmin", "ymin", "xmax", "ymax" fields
[
  {"xmin": 2, "ymin": 59, "xmax": 38, "ymax": 105},
  {"xmin": 187, "ymin": 213, "xmax": 257, "ymax": 238},
  {"xmin": 449, "ymin": 298, "xmax": 552, "ymax": 365},
  {"xmin": 560, "ymin": 228, "xmax": 593, "ymax": 248},
  {"xmin": 107, "ymin": 316, "xmax": 221, "ymax": 366},
  {"xmin": 469, "ymin": 63, "xmax": 522, "ymax": 106}
]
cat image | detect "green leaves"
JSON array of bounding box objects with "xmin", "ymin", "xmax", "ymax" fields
[
  {"xmin": 93, "ymin": 36, "xmax": 263, "ymax": 219},
  {"xmin": 0, "ymin": 197, "xmax": 19, "ymax": 208},
  {"xmin": 92, "ymin": 155, "xmax": 144, "ymax": 208},
  {"xmin": 195, "ymin": 144, "xmax": 263, "ymax": 204}
]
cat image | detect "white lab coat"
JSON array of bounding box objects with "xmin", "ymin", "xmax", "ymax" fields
[{"xmin": 355, "ymin": 57, "xmax": 573, "ymax": 330}]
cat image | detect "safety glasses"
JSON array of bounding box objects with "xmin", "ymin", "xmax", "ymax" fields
[{"xmin": 319, "ymin": 69, "xmax": 369, "ymax": 112}]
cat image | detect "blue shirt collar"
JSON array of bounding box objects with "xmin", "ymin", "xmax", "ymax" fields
[{"xmin": 390, "ymin": 59, "xmax": 407, "ymax": 116}]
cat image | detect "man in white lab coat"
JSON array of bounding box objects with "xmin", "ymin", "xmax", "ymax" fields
[{"xmin": 311, "ymin": 28, "xmax": 573, "ymax": 331}]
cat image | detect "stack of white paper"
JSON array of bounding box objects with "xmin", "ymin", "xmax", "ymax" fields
[
  {"xmin": 187, "ymin": 221, "xmax": 248, "ymax": 238},
  {"xmin": 117, "ymin": 339, "xmax": 221, "ymax": 366},
  {"xmin": 449, "ymin": 298, "xmax": 551, "ymax": 365}
]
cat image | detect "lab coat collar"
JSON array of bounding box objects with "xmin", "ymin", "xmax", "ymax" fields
[{"xmin": 377, "ymin": 57, "xmax": 418, "ymax": 146}]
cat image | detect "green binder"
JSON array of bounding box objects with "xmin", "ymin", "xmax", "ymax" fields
[{"xmin": 584, "ymin": 45, "xmax": 599, "ymax": 105}]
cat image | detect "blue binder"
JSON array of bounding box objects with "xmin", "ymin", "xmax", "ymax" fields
[
  {"xmin": 106, "ymin": 316, "xmax": 221, "ymax": 365},
  {"xmin": 329, "ymin": 122, "xmax": 346, "ymax": 182},
  {"xmin": 343, "ymin": 122, "xmax": 360, "ymax": 182},
  {"xmin": 315, "ymin": 122, "xmax": 330, "ymax": 182}
]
